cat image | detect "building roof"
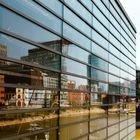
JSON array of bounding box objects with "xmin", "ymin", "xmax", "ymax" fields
[{"xmin": 116, "ymin": 0, "xmax": 137, "ymax": 33}]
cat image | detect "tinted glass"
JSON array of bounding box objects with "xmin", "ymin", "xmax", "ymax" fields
[
  {"xmin": 0, "ymin": 34, "xmax": 60, "ymax": 70},
  {"xmin": 1, "ymin": 0, "xmax": 62, "ymax": 34},
  {"xmin": 91, "ymin": 81, "xmax": 108, "ymax": 93},
  {"xmin": 64, "ymin": 0, "xmax": 92, "ymax": 24},
  {"xmin": 63, "ymin": 23, "xmax": 91, "ymax": 51},
  {"xmin": 64, "ymin": 6, "xmax": 91, "ymax": 37},
  {"xmin": 38, "ymin": 0, "xmax": 62, "ymax": 17},
  {"xmin": 92, "ymin": 42, "xmax": 109, "ymax": 60},
  {"xmin": 0, "ymin": 7, "xmax": 61, "ymax": 52},
  {"xmin": 0, "ymin": 111, "xmax": 58, "ymax": 139},
  {"xmin": 62, "ymin": 57, "xmax": 88, "ymax": 77},
  {"xmin": 61, "ymin": 74, "xmax": 89, "ymax": 91},
  {"xmin": 62, "ymin": 40, "xmax": 90, "ymax": 63},
  {"xmin": 90, "ymin": 55, "xmax": 108, "ymax": 71},
  {"xmin": 91, "ymin": 68, "xmax": 108, "ymax": 82}
]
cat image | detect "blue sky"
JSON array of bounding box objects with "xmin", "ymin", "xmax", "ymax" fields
[{"xmin": 121, "ymin": 0, "xmax": 140, "ymax": 68}]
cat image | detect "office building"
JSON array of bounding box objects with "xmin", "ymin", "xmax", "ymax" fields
[{"xmin": 0, "ymin": 0, "xmax": 136, "ymax": 139}]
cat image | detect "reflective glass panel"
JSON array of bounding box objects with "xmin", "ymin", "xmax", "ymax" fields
[
  {"xmin": 92, "ymin": 42, "xmax": 109, "ymax": 61},
  {"xmin": 62, "ymin": 40, "xmax": 90, "ymax": 64},
  {"xmin": 0, "ymin": 7, "xmax": 61, "ymax": 52},
  {"xmin": 90, "ymin": 117, "xmax": 107, "ymax": 132},
  {"xmin": 0, "ymin": 111, "xmax": 58, "ymax": 139},
  {"xmin": 90, "ymin": 105, "xmax": 107, "ymax": 119},
  {"xmin": 90, "ymin": 55, "xmax": 108, "ymax": 71},
  {"xmin": 60, "ymin": 107, "xmax": 89, "ymax": 125},
  {"xmin": 61, "ymin": 74, "xmax": 89, "ymax": 91},
  {"xmin": 91, "ymin": 68, "xmax": 108, "ymax": 82},
  {"xmin": 38, "ymin": 0, "xmax": 63, "ymax": 17},
  {"xmin": 0, "ymin": 34, "xmax": 60, "ymax": 70},
  {"xmin": 91, "ymin": 81, "xmax": 108, "ymax": 93},
  {"xmin": 90, "ymin": 128, "xmax": 107, "ymax": 140},
  {"xmin": 59, "ymin": 122, "xmax": 88, "ymax": 140},
  {"xmin": 64, "ymin": 6, "xmax": 91, "ymax": 37},
  {"xmin": 1, "ymin": 0, "xmax": 62, "ymax": 34},
  {"xmin": 63, "ymin": 23, "xmax": 91, "ymax": 51},
  {"xmin": 109, "ymin": 84, "xmax": 120, "ymax": 95},
  {"xmin": 60, "ymin": 92, "xmax": 90, "ymax": 107},
  {"xmin": 62, "ymin": 57, "xmax": 88, "ymax": 77}
]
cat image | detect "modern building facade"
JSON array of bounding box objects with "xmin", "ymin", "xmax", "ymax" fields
[{"xmin": 0, "ymin": 0, "xmax": 136, "ymax": 140}]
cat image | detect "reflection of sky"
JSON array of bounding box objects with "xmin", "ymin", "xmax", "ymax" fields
[
  {"xmin": 67, "ymin": 75, "xmax": 87, "ymax": 87},
  {"xmin": 0, "ymin": 34, "xmax": 34, "ymax": 59},
  {"xmin": 0, "ymin": 6, "xmax": 60, "ymax": 43},
  {"xmin": 63, "ymin": 57, "xmax": 88, "ymax": 77}
]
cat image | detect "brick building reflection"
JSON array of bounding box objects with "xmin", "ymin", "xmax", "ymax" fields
[
  {"xmin": 0, "ymin": 40, "xmax": 62, "ymax": 109},
  {"xmin": 0, "ymin": 44, "xmax": 7, "ymax": 105},
  {"xmin": 67, "ymin": 80, "xmax": 89, "ymax": 106}
]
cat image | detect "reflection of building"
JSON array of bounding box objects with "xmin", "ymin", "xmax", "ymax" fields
[
  {"xmin": 0, "ymin": 0, "xmax": 136, "ymax": 140},
  {"xmin": 21, "ymin": 41, "xmax": 61, "ymax": 70},
  {"xmin": 0, "ymin": 44, "xmax": 7, "ymax": 62},
  {"xmin": 0, "ymin": 75, "xmax": 5, "ymax": 104},
  {"xmin": 67, "ymin": 81, "xmax": 89, "ymax": 105},
  {"xmin": 16, "ymin": 88, "xmax": 25, "ymax": 107},
  {"xmin": 0, "ymin": 45, "xmax": 7, "ymax": 104}
]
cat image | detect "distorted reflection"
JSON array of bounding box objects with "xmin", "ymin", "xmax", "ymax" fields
[
  {"xmin": 60, "ymin": 92, "xmax": 89, "ymax": 107},
  {"xmin": 0, "ymin": 34, "xmax": 61, "ymax": 70},
  {"xmin": 61, "ymin": 74, "xmax": 89, "ymax": 91},
  {"xmin": 0, "ymin": 60, "xmax": 59, "ymax": 110},
  {"xmin": 0, "ymin": 111, "xmax": 58, "ymax": 139},
  {"xmin": 91, "ymin": 81, "xmax": 108, "ymax": 93}
]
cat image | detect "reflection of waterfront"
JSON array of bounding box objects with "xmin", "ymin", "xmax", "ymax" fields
[{"xmin": 0, "ymin": 109, "xmax": 136, "ymax": 140}]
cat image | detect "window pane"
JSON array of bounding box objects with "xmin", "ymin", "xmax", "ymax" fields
[
  {"xmin": 90, "ymin": 117, "xmax": 107, "ymax": 131},
  {"xmin": 62, "ymin": 57, "xmax": 88, "ymax": 77},
  {"xmin": 61, "ymin": 74, "xmax": 89, "ymax": 91},
  {"xmin": 1, "ymin": 0, "xmax": 62, "ymax": 34},
  {"xmin": 64, "ymin": 6, "xmax": 91, "ymax": 37},
  {"xmin": 0, "ymin": 7, "xmax": 61, "ymax": 52},
  {"xmin": 109, "ymin": 85, "xmax": 120, "ymax": 95},
  {"xmin": 109, "ymin": 74, "xmax": 120, "ymax": 86},
  {"xmin": 62, "ymin": 40, "xmax": 90, "ymax": 63},
  {"xmin": 109, "ymin": 64, "xmax": 120, "ymax": 76},
  {"xmin": 64, "ymin": 0, "xmax": 92, "ymax": 24},
  {"xmin": 92, "ymin": 30, "xmax": 109, "ymax": 50},
  {"xmin": 0, "ymin": 111, "xmax": 58, "ymax": 139},
  {"xmin": 60, "ymin": 107, "xmax": 89, "ymax": 125},
  {"xmin": 63, "ymin": 23, "xmax": 91, "ymax": 51},
  {"xmin": 0, "ymin": 34, "xmax": 60, "ymax": 70},
  {"xmin": 90, "ymin": 105, "xmax": 107, "ymax": 118},
  {"xmin": 91, "ymin": 68, "xmax": 108, "ymax": 82},
  {"xmin": 38, "ymin": 0, "xmax": 62, "ymax": 17},
  {"xmin": 90, "ymin": 128, "xmax": 107, "ymax": 139},
  {"xmin": 90, "ymin": 55, "xmax": 108, "ymax": 71},
  {"xmin": 92, "ymin": 42, "xmax": 109, "ymax": 61},
  {"xmin": 59, "ymin": 122, "xmax": 88, "ymax": 140},
  {"xmin": 91, "ymin": 81, "xmax": 108, "ymax": 93},
  {"xmin": 91, "ymin": 93, "xmax": 108, "ymax": 106},
  {"xmin": 60, "ymin": 92, "xmax": 90, "ymax": 107}
]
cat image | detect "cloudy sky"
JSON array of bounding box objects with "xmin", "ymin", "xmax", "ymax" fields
[{"xmin": 121, "ymin": 0, "xmax": 140, "ymax": 68}]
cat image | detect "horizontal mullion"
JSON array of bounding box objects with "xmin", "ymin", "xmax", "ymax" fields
[
  {"xmin": 0, "ymin": 55, "xmax": 60, "ymax": 73},
  {"xmin": 0, "ymin": 107, "xmax": 59, "ymax": 115},
  {"xmin": 81, "ymin": 0, "xmax": 136, "ymax": 57},
  {"xmin": 0, "ymin": 83, "xmax": 60, "ymax": 91},
  {"xmin": 0, "ymin": 126, "xmax": 58, "ymax": 140}
]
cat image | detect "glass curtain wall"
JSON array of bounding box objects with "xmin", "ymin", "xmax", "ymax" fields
[{"xmin": 0, "ymin": 0, "xmax": 136, "ymax": 140}]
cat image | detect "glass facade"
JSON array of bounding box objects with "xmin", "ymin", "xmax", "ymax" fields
[{"xmin": 0, "ymin": 0, "xmax": 136, "ymax": 140}]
